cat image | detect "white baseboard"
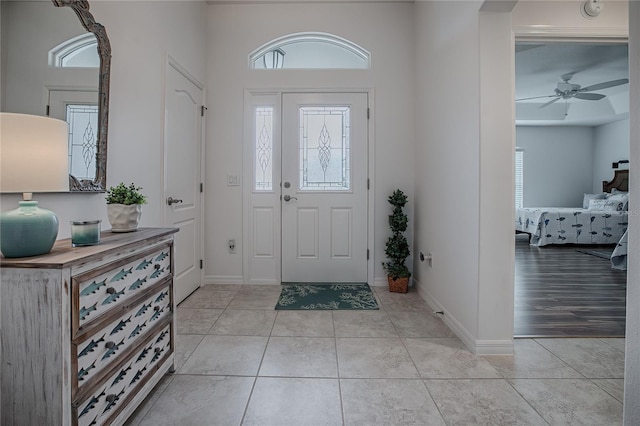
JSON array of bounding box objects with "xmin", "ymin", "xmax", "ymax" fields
[
  {"xmin": 413, "ymin": 278, "xmax": 513, "ymax": 356},
  {"xmin": 372, "ymin": 277, "xmax": 388, "ymax": 287},
  {"xmin": 204, "ymin": 275, "xmax": 244, "ymax": 285}
]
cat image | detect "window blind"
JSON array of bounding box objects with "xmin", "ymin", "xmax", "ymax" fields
[{"xmin": 515, "ymin": 149, "xmax": 524, "ymax": 208}]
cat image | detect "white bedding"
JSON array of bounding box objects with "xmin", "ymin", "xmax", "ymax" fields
[{"xmin": 515, "ymin": 207, "xmax": 628, "ymax": 246}]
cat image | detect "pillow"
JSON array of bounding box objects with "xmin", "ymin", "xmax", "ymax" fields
[
  {"xmin": 588, "ymin": 198, "xmax": 625, "ymax": 211},
  {"xmin": 606, "ymin": 193, "xmax": 629, "ymax": 211},
  {"xmin": 583, "ymin": 193, "xmax": 607, "ymax": 209}
]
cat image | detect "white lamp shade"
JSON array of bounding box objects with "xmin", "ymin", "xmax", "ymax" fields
[{"xmin": 1, "ymin": 113, "xmax": 69, "ymax": 193}]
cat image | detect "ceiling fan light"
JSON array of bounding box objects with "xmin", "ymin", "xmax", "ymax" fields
[{"xmin": 581, "ymin": 0, "xmax": 604, "ymax": 18}]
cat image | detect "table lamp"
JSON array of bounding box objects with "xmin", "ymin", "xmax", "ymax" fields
[{"xmin": 0, "ymin": 113, "xmax": 69, "ymax": 258}]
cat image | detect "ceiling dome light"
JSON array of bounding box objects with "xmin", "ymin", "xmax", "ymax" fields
[{"xmin": 582, "ymin": 0, "xmax": 604, "ymax": 18}]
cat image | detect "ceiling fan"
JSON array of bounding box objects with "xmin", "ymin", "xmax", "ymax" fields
[{"xmin": 516, "ymin": 72, "xmax": 629, "ymax": 109}]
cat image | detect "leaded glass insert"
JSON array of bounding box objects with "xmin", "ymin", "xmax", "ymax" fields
[
  {"xmin": 299, "ymin": 106, "xmax": 350, "ymax": 191},
  {"xmin": 255, "ymin": 106, "xmax": 273, "ymax": 191},
  {"xmin": 66, "ymin": 104, "xmax": 98, "ymax": 181}
]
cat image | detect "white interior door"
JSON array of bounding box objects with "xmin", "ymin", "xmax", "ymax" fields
[
  {"xmin": 164, "ymin": 62, "xmax": 203, "ymax": 303},
  {"xmin": 281, "ymin": 93, "xmax": 368, "ymax": 282}
]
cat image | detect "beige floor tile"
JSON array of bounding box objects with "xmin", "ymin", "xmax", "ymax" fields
[
  {"xmin": 243, "ymin": 377, "xmax": 342, "ymax": 425},
  {"xmin": 271, "ymin": 311, "xmax": 335, "ymax": 337},
  {"xmin": 240, "ymin": 284, "xmax": 283, "ymax": 292},
  {"xmin": 387, "ymin": 310, "xmax": 456, "ymax": 337},
  {"xmin": 178, "ymin": 289, "xmax": 236, "ymax": 309},
  {"xmin": 510, "ymin": 378, "xmax": 623, "ymax": 425},
  {"xmin": 341, "ymin": 378, "xmax": 445, "ymax": 425},
  {"xmin": 179, "ymin": 335, "xmax": 268, "ymax": 375},
  {"xmin": 333, "ymin": 310, "xmax": 398, "ymax": 337},
  {"xmin": 259, "ymin": 337, "xmax": 338, "ymax": 378},
  {"xmin": 600, "ymin": 337, "xmax": 626, "ymax": 352},
  {"xmin": 374, "ymin": 288, "xmax": 431, "ymax": 311},
  {"xmin": 336, "ymin": 337, "xmax": 420, "ymax": 378},
  {"xmin": 535, "ymin": 338, "xmax": 625, "ymax": 378},
  {"xmin": 425, "ymin": 379, "xmax": 547, "ymax": 425},
  {"xmin": 173, "ymin": 334, "xmax": 204, "ymax": 371},
  {"xmin": 227, "ymin": 290, "xmax": 280, "ymax": 309},
  {"xmin": 404, "ymin": 337, "xmax": 501, "ymax": 379},
  {"xmin": 591, "ymin": 378, "xmax": 625, "ymax": 403},
  {"xmin": 124, "ymin": 375, "xmax": 174, "ymax": 426},
  {"xmin": 175, "ymin": 308, "xmax": 223, "ymax": 334},
  {"xmin": 209, "ymin": 309, "xmax": 276, "ymax": 336},
  {"xmin": 136, "ymin": 375, "xmax": 254, "ymax": 426},
  {"xmin": 485, "ymin": 339, "xmax": 583, "ymax": 378}
]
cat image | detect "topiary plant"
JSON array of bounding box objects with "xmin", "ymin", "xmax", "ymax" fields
[
  {"xmin": 105, "ymin": 182, "xmax": 147, "ymax": 205},
  {"xmin": 382, "ymin": 189, "xmax": 411, "ymax": 279}
]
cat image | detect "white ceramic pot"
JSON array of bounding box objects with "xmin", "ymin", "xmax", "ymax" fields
[{"xmin": 107, "ymin": 204, "xmax": 142, "ymax": 232}]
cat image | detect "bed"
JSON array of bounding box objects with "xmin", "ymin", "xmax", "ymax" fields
[{"xmin": 515, "ymin": 169, "xmax": 629, "ymax": 248}]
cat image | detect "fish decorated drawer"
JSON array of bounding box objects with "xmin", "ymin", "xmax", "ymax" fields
[
  {"xmin": 74, "ymin": 323, "xmax": 172, "ymax": 426},
  {"xmin": 73, "ymin": 285, "xmax": 172, "ymax": 395},
  {"xmin": 73, "ymin": 245, "xmax": 172, "ymax": 336}
]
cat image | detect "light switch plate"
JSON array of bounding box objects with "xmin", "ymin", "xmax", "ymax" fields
[{"xmin": 227, "ymin": 174, "xmax": 240, "ymax": 186}]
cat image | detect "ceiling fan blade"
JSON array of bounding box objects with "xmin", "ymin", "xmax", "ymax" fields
[
  {"xmin": 574, "ymin": 93, "xmax": 606, "ymax": 101},
  {"xmin": 515, "ymin": 94, "xmax": 556, "ymax": 102},
  {"xmin": 580, "ymin": 78, "xmax": 629, "ymax": 92},
  {"xmin": 538, "ymin": 97, "xmax": 561, "ymax": 109}
]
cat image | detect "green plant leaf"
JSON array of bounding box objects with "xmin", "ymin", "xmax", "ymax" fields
[{"xmin": 105, "ymin": 182, "xmax": 147, "ymax": 205}]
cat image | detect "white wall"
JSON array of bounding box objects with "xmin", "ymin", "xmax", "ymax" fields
[
  {"xmin": 0, "ymin": 1, "xmax": 207, "ymax": 239},
  {"xmin": 593, "ymin": 118, "xmax": 630, "ymax": 192},
  {"xmin": 205, "ymin": 3, "xmax": 415, "ymax": 284},
  {"xmin": 517, "ymin": 126, "xmax": 595, "ymax": 207},
  {"xmin": 624, "ymin": 1, "xmax": 639, "ymax": 422},
  {"xmin": 413, "ymin": 0, "xmax": 482, "ymax": 347}
]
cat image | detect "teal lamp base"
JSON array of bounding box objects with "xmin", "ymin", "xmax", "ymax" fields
[{"xmin": 0, "ymin": 200, "xmax": 59, "ymax": 258}]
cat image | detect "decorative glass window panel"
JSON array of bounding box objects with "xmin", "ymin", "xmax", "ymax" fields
[
  {"xmin": 299, "ymin": 106, "xmax": 350, "ymax": 191},
  {"xmin": 255, "ymin": 106, "xmax": 273, "ymax": 191},
  {"xmin": 250, "ymin": 33, "xmax": 370, "ymax": 70},
  {"xmin": 66, "ymin": 104, "xmax": 99, "ymax": 180}
]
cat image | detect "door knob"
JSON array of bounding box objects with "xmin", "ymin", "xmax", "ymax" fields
[
  {"xmin": 283, "ymin": 195, "xmax": 298, "ymax": 202},
  {"xmin": 167, "ymin": 196, "xmax": 183, "ymax": 206}
]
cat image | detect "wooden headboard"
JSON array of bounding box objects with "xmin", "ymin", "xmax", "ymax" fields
[{"xmin": 603, "ymin": 169, "xmax": 629, "ymax": 193}]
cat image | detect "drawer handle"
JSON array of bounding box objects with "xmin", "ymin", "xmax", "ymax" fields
[
  {"xmin": 154, "ymin": 306, "xmax": 161, "ymax": 312},
  {"xmin": 106, "ymin": 287, "xmax": 116, "ymax": 294},
  {"xmin": 154, "ymin": 264, "xmax": 161, "ymax": 270},
  {"xmin": 105, "ymin": 341, "xmax": 116, "ymax": 349},
  {"xmin": 105, "ymin": 394, "xmax": 117, "ymax": 403},
  {"xmin": 154, "ymin": 347, "xmax": 162, "ymax": 354}
]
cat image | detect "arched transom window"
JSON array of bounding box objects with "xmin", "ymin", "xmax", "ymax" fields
[
  {"xmin": 49, "ymin": 33, "xmax": 99, "ymax": 68},
  {"xmin": 250, "ymin": 32, "xmax": 370, "ymax": 70}
]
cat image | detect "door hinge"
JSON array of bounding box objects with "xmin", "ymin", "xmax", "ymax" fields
[
  {"xmin": 46, "ymin": 105, "xmax": 50, "ymax": 116},
  {"xmin": 367, "ymin": 178, "xmax": 370, "ymax": 190},
  {"xmin": 200, "ymin": 259, "xmax": 203, "ymax": 269},
  {"xmin": 201, "ymin": 105, "xmax": 207, "ymax": 117},
  {"xmin": 367, "ymin": 249, "xmax": 370, "ymax": 260},
  {"xmin": 367, "ymin": 108, "xmax": 370, "ymax": 120},
  {"xmin": 200, "ymin": 182, "xmax": 203, "ymax": 193}
]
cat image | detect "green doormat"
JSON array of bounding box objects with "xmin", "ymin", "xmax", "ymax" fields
[{"xmin": 275, "ymin": 283, "xmax": 379, "ymax": 310}]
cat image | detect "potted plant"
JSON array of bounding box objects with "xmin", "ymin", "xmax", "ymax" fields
[
  {"xmin": 382, "ymin": 189, "xmax": 411, "ymax": 293},
  {"xmin": 105, "ymin": 182, "xmax": 147, "ymax": 232}
]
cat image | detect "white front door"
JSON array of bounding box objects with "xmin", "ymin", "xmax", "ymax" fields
[
  {"xmin": 281, "ymin": 93, "xmax": 368, "ymax": 282},
  {"xmin": 164, "ymin": 62, "xmax": 204, "ymax": 303}
]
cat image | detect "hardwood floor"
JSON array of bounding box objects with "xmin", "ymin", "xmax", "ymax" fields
[{"xmin": 514, "ymin": 234, "xmax": 627, "ymax": 338}]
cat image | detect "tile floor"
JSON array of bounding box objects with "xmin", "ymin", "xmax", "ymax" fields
[{"xmin": 126, "ymin": 285, "xmax": 625, "ymax": 425}]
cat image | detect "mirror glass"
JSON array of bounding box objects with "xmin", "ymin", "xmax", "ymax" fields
[{"xmin": 1, "ymin": 0, "xmax": 110, "ymax": 192}]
